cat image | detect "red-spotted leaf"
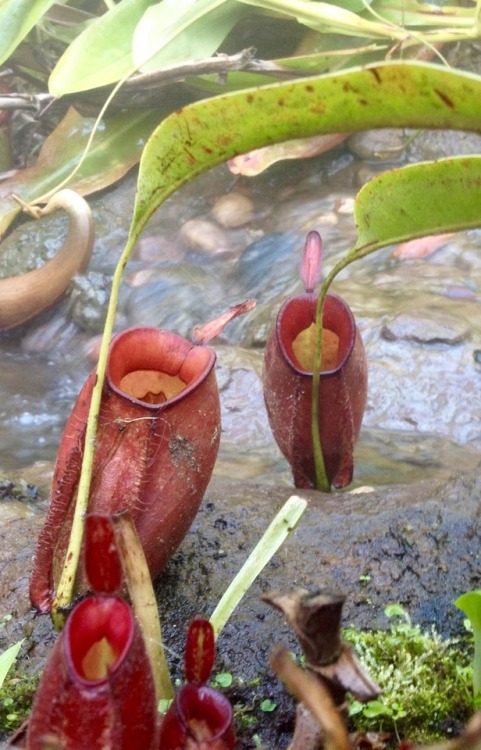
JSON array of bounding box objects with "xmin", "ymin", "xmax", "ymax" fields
[
  {"xmin": 184, "ymin": 617, "xmax": 215, "ymax": 684},
  {"xmin": 84, "ymin": 514, "xmax": 123, "ymax": 596}
]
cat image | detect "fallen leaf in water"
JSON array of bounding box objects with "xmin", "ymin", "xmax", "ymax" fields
[
  {"xmin": 0, "ymin": 107, "xmax": 161, "ymax": 238},
  {"xmin": 392, "ymin": 233, "xmax": 454, "ymax": 259},
  {"xmin": 228, "ymin": 133, "xmax": 350, "ymax": 176}
]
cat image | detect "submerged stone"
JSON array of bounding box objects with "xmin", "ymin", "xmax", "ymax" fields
[{"xmin": 381, "ymin": 310, "xmax": 470, "ymax": 346}]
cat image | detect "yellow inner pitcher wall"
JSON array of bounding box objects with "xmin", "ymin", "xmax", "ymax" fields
[
  {"xmin": 81, "ymin": 636, "xmax": 118, "ymax": 680},
  {"xmin": 292, "ymin": 324, "xmax": 340, "ymax": 372},
  {"xmin": 120, "ymin": 370, "xmax": 187, "ymax": 404}
]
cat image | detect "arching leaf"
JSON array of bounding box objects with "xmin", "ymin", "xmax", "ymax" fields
[
  {"xmin": 0, "ymin": 0, "xmax": 57, "ymax": 67},
  {"xmin": 49, "ymin": 0, "xmax": 156, "ymax": 97},
  {"xmin": 352, "ymin": 155, "xmax": 481, "ymax": 255},
  {"xmin": 133, "ymin": 0, "xmax": 242, "ymax": 72},
  {"xmin": 129, "ymin": 61, "xmax": 481, "ymax": 244}
]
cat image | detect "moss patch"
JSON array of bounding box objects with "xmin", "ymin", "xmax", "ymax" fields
[
  {"xmin": 0, "ymin": 669, "xmax": 39, "ymax": 736},
  {"xmin": 344, "ymin": 605, "xmax": 473, "ymax": 742}
]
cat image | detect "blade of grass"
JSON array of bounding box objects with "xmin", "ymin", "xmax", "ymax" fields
[
  {"xmin": 209, "ymin": 495, "xmax": 307, "ymax": 637},
  {"xmin": 0, "ymin": 640, "xmax": 24, "ymax": 689}
]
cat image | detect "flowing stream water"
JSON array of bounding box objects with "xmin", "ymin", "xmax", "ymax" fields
[{"xmin": 1, "ymin": 129, "xmax": 481, "ymax": 487}]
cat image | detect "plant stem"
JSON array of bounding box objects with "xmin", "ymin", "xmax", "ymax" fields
[
  {"xmin": 311, "ymin": 284, "xmax": 329, "ymax": 492},
  {"xmin": 311, "ymin": 252, "xmax": 363, "ymax": 492},
  {"xmin": 209, "ymin": 495, "xmax": 307, "ymax": 638},
  {"xmin": 270, "ymin": 647, "xmax": 350, "ymax": 750},
  {"xmin": 51, "ymin": 229, "xmax": 140, "ymax": 627}
]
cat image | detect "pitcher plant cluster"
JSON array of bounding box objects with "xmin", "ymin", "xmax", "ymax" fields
[
  {"xmin": 13, "ymin": 198, "xmax": 366, "ymax": 747},
  {"xmin": 26, "ymin": 513, "xmax": 236, "ymax": 750}
]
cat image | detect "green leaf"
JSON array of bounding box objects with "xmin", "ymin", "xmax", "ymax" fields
[
  {"xmin": 456, "ymin": 592, "xmax": 481, "ymax": 631},
  {"xmin": 352, "ymin": 156, "xmax": 481, "ymax": 255},
  {"xmin": 212, "ymin": 672, "xmax": 234, "ymax": 687},
  {"xmin": 0, "ymin": 640, "xmax": 24, "ymax": 689},
  {"xmin": 0, "ymin": 0, "xmax": 57, "ymax": 66},
  {"xmin": 129, "ymin": 61, "xmax": 481, "ymax": 244},
  {"xmin": 456, "ymin": 591, "xmax": 481, "ymax": 698},
  {"xmin": 362, "ymin": 700, "xmax": 393, "ymax": 718},
  {"xmin": 260, "ymin": 699, "xmax": 277, "ymax": 712},
  {"xmin": 49, "ymin": 0, "xmax": 156, "ymax": 97},
  {"xmin": 133, "ymin": 0, "xmax": 243, "ymax": 72},
  {"xmin": 384, "ymin": 603, "xmax": 410, "ymax": 622},
  {"xmin": 0, "ymin": 107, "xmax": 162, "ymax": 238},
  {"xmin": 349, "ymin": 699, "xmax": 365, "ymax": 716},
  {"xmin": 237, "ymin": 0, "xmax": 406, "ymax": 39}
]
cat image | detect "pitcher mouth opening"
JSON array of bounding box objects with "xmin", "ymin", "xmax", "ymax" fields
[
  {"xmin": 106, "ymin": 327, "xmax": 216, "ymax": 407},
  {"xmin": 277, "ymin": 293, "xmax": 356, "ymax": 376},
  {"xmin": 65, "ymin": 597, "xmax": 134, "ymax": 685}
]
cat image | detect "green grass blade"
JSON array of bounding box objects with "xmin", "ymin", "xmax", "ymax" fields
[
  {"xmin": 0, "ymin": 640, "xmax": 24, "ymax": 689},
  {"xmin": 210, "ymin": 495, "xmax": 307, "ymax": 638}
]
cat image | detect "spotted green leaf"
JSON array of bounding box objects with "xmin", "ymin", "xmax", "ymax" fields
[
  {"xmin": 129, "ymin": 61, "xmax": 481, "ymax": 246},
  {"xmin": 352, "ymin": 156, "xmax": 481, "ymax": 256}
]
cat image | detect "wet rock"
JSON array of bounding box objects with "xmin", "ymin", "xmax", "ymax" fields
[
  {"xmin": 133, "ymin": 235, "xmax": 183, "ymax": 264},
  {"xmin": 347, "ymin": 129, "xmax": 408, "ymax": 161},
  {"xmin": 21, "ymin": 316, "xmax": 78, "ymax": 354},
  {"xmin": 211, "ymin": 192, "xmax": 254, "ymax": 228},
  {"xmin": 364, "ymin": 330, "xmax": 481, "ymax": 448},
  {"xmin": 407, "ymin": 129, "xmax": 481, "ymax": 162},
  {"xmin": 381, "ymin": 311, "xmax": 471, "ymax": 345},
  {"xmin": 125, "ymin": 264, "xmax": 224, "ymax": 338},
  {"xmin": 179, "ymin": 218, "xmax": 233, "ymax": 255},
  {"xmin": 4, "ymin": 471, "xmax": 481, "ymax": 692},
  {"xmin": 68, "ymin": 272, "xmax": 111, "ymax": 332},
  {"xmin": 211, "ymin": 346, "xmax": 288, "ymax": 482},
  {"xmin": 237, "ymin": 232, "xmax": 300, "ymax": 299},
  {"xmin": 0, "ymin": 478, "xmax": 55, "ymax": 684},
  {"xmin": 0, "ymin": 213, "xmax": 70, "ymax": 277}
]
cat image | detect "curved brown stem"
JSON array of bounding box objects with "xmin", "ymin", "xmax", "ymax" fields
[{"xmin": 0, "ymin": 189, "xmax": 94, "ymax": 330}]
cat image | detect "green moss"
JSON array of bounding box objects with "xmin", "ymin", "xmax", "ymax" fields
[
  {"xmin": 0, "ymin": 670, "xmax": 40, "ymax": 734},
  {"xmin": 344, "ymin": 605, "xmax": 473, "ymax": 743}
]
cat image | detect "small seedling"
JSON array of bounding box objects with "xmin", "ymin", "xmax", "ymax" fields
[{"xmin": 211, "ymin": 672, "xmax": 234, "ymax": 689}]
